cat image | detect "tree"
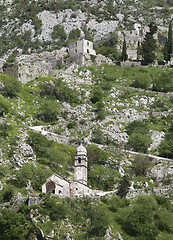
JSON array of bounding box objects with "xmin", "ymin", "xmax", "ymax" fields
[
  {"xmin": 117, "ymin": 175, "xmax": 130, "ymax": 198},
  {"xmin": 38, "ymin": 100, "xmax": 60, "ymax": 122},
  {"xmin": 121, "ymin": 37, "xmax": 128, "ymax": 61},
  {"xmin": 87, "ymin": 205, "xmax": 112, "ymax": 238},
  {"xmin": 132, "ymin": 155, "xmax": 151, "ymax": 176},
  {"xmin": 164, "ymin": 38, "xmax": 169, "ymax": 62},
  {"xmin": 69, "ymin": 28, "xmax": 81, "ymax": 40},
  {"xmin": 128, "ymin": 133, "xmax": 151, "ymax": 153},
  {"xmin": 137, "ymin": 41, "xmax": 142, "ymax": 60},
  {"xmin": 52, "ymin": 24, "xmax": 67, "ymax": 40},
  {"xmin": 142, "ymin": 22, "xmax": 157, "ymax": 64},
  {"xmin": 0, "ymin": 209, "xmax": 35, "ymax": 240},
  {"xmin": 167, "ymin": 21, "xmax": 172, "ymax": 61},
  {"xmin": 0, "ymin": 74, "xmax": 21, "ymax": 97}
]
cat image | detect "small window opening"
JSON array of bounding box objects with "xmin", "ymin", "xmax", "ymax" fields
[
  {"xmin": 52, "ymin": 190, "xmax": 55, "ymax": 194},
  {"xmin": 87, "ymin": 49, "xmax": 89, "ymax": 53},
  {"xmin": 78, "ymin": 157, "xmax": 81, "ymax": 163},
  {"xmin": 75, "ymin": 42, "xmax": 77, "ymax": 46},
  {"xmin": 87, "ymin": 42, "xmax": 89, "ymax": 46},
  {"xmin": 59, "ymin": 190, "xmax": 62, "ymax": 194},
  {"xmin": 75, "ymin": 49, "xmax": 77, "ymax": 53}
]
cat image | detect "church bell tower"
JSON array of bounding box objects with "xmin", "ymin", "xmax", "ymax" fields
[{"xmin": 74, "ymin": 144, "xmax": 88, "ymax": 185}]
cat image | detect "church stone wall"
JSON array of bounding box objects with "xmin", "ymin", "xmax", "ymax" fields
[
  {"xmin": 74, "ymin": 165, "xmax": 87, "ymax": 185},
  {"xmin": 70, "ymin": 181, "xmax": 92, "ymax": 197},
  {"xmin": 42, "ymin": 174, "xmax": 70, "ymax": 197}
]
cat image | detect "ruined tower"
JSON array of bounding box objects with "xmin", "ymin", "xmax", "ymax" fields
[{"xmin": 74, "ymin": 143, "xmax": 88, "ymax": 185}]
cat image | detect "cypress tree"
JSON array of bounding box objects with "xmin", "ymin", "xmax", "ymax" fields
[
  {"xmin": 142, "ymin": 22, "xmax": 157, "ymax": 64},
  {"xmin": 164, "ymin": 38, "xmax": 169, "ymax": 62},
  {"xmin": 137, "ymin": 41, "xmax": 142, "ymax": 60},
  {"xmin": 167, "ymin": 21, "xmax": 172, "ymax": 61},
  {"xmin": 121, "ymin": 37, "xmax": 128, "ymax": 61}
]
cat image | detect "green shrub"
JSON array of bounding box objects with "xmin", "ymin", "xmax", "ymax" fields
[
  {"xmin": 32, "ymin": 17, "xmax": 42, "ymax": 33},
  {"xmin": 128, "ymin": 132, "xmax": 151, "ymax": 153},
  {"xmin": 38, "ymin": 100, "xmax": 60, "ymax": 122},
  {"xmin": 67, "ymin": 121, "xmax": 77, "ymax": 129},
  {"xmin": 1, "ymin": 185, "xmax": 15, "ymax": 202},
  {"xmin": 131, "ymin": 72, "xmax": 152, "ymax": 89},
  {"xmin": 158, "ymin": 122, "xmax": 173, "ymax": 159},
  {"xmin": 88, "ymin": 164, "xmax": 118, "ymax": 191},
  {"xmin": 0, "ymin": 122, "xmax": 12, "ymax": 137},
  {"xmin": 116, "ymin": 196, "xmax": 160, "ymax": 239},
  {"xmin": 108, "ymin": 195, "xmax": 130, "ymax": 212},
  {"xmin": 87, "ymin": 205, "xmax": 112, "ymax": 238},
  {"xmin": 126, "ymin": 120, "xmax": 149, "ymax": 135},
  {"xmin": 28, "ymin": 131, "xmax": 52, "ymax": 158},
  {"xmin": 0, "ymin": 97, "xmax": 11, "ymax": 116},
  {"xmin": 132, "ymin": 155, "xmax": 151, "ymax": 176},
  {"xmin": 117, "ymin": 175, "xmax": 130, "ymax": 198},
  {"xmin": 0, "ymin": 165, "xmax": 6, "ymax": 179},
  {"xmin": 153, "ymin": 71, "xmax": 173, "ymax": 93},
  {"xmin": 52, "ymin": 24, "xmax": 67, "ymax": 40},
  {"xmin": 159, "ymin": 136, "xmax": 173, "ymax": 159},
  {"xmin": 95, "ymin": 100, "xmax": 106, "ymax": 120},
  {"xmin": 87, "ymin": 144, "xmax": 108, "ymax": 165},
  {"xmin": 0, "ymin": 74, "xmax": 21, "ymax": 97},
  {"xmin": 14, "ymin": 164, "xmax": 35, "ymax": 188},
  {"xmin": 91, "ymin": 126, "xmax": 104, "ymax": 144},
  {"xmin": 40, "ymin": 78, "xmax": 79, "ymax": 103},
  {"xmin": 41, "ymin": 196, "xmax": 67, "ymax": 220},
  {"xmin": 0, "ymin": 208, "xmax": 36, "ymax": 239},
  {"xmin": 69, "ymin": 28, "xmax": 81, "ymax": 40},
  {"xmin": 90, "ymin": 86, "xmax": 103, "ymax": 103}
]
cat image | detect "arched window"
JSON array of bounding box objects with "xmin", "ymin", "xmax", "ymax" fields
[{"xmin": 78, "ymin": 157, "xmax": 81, "ymax": 163}]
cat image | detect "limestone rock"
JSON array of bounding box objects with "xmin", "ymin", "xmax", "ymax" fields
[
  {"xmin": 0, "ymin": 180, "xmax": 3, "ymax": 191},
  {"xmin": 148, "ymin": 131, "xmax": 165, "ymax": 151}
]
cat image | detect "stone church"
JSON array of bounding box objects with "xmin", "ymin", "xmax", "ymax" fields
[
  {"xmin": 42, "ymin": 144, "xmax": 93, "ymax": 197},
  {"xmin": 42, "ymin": 144, "xmax": 115, "ymax": 197}
]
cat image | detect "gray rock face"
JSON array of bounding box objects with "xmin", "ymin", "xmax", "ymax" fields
[
  {"xmin": 17, "ymin": 48, "xmax": 67, "ymax": 83},
  {"xmin": 87, "ymin": 19, "xmax": 118, "ymax": 41},
  {"xmin": 21, "ymin": 20, "xmax": 35, "ymax": 39},
  {"xmin": 148, "ymin": 131, "xmax": 165, "ymax": 151},
  {"xmin": 37, "ymin": 10, "xmax": 86, "ymax": 42},
  {"xmin": 18, "ymin": 142, "xmax": 34, "ymax": 157},
  {"xmin": 13, "ymin": 131, "xmax": 36, "ymax": 167}
]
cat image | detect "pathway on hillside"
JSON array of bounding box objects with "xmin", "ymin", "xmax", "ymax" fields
[{"xmin": 30, "ymin": 125, "xmax": 173, "ymax": 163}]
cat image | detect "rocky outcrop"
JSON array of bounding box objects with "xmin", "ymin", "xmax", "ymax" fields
[
  {"xmin": 13, "ymin": 131, "xmax": 36, "ymax": 167},
  {"xmin": 16, "ymin": 48, "xmax": 67, "ymax": 83}
]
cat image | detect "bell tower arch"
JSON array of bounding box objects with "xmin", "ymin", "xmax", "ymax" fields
[{"xmin": 74, "ymin": 144, "xmax": 88, "ymax": 185}]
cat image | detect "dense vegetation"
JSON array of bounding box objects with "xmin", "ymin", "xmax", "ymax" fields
[
  {"xmin": 0, "ymin": 194, "xmax": 172, "ymax": 239},
  {"xmin": 0, "ymin": 63, "xmax": 172, "ymax": 239},
  {"xmin": 0, "ymin": 0, "xmax": 172, "ymax": 238}
]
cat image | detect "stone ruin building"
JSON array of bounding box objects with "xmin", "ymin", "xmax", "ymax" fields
[
  {"xmin": 64, "ymin": 38, "xmax": 96, "ymax": 65},
  {"xmin": 42, "ymin": 144, "xmax": 115, "ymax": 197},
  {"xmin": 68, "ymin": 39, "xmax": 96, "ymax": 57}
]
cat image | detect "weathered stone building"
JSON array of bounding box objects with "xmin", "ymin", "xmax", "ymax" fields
[
  {"xmin": 42, "ymin": 144, "xmax": 93, "ymax": 197},
  {"xmin": 42, "ymin": 144, "xmax": 115, "ymax": 197},
  {"xmin": 68, "ymin": 39, "xmax": 96, "ymax": 57}
]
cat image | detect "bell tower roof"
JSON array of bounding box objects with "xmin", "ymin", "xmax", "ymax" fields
[{"xmin": 76, "ymin": 143, "xmax": 87, "ymax": 155}]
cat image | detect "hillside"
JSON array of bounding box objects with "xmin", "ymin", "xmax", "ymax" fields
[
  {"xmin": 0, "ymin": 64, "xmax": 173, "ymax": 239},
  {"xmin": 0, "ymin": 0, "xmax": 173, "ymax": 240},
  {"xmin": 0, "ymin": 0, "xmax": 173, "ymax": 58}
]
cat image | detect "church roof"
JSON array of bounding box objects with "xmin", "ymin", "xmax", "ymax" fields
[{"xmin": 76, "ymin": 143, "xmax": 87, "ymax": 155}]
